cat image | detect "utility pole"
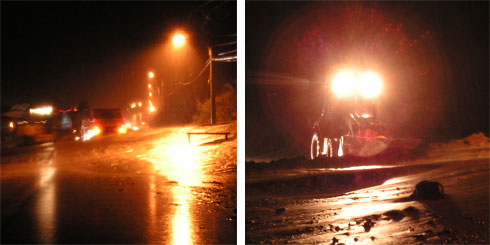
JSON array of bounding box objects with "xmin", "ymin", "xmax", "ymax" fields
[{"xmin": 209, "ymin": 46, "xmax": 216, "ymax": 125}]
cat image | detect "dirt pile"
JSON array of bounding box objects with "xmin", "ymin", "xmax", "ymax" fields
[{"xmin": 430, "ymin": 132, "xmax": 489, "ymax": 150}]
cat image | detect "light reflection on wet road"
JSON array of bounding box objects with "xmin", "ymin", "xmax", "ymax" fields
[
  {"xmin": 246, "ymin": 152, "xmax": 489, "ymax": 244},
  {"xmin": 1, "ymin": 124, "xmax": 236, "ymax": 244}
]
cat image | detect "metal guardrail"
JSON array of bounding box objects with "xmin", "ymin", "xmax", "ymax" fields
[{"xmin": 186, "ymin": 132, "xmax": 230, "ymax": 143}]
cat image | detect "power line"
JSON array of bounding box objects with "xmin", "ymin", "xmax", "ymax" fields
[
  {"xmin": 213, "ymin": 56, "xmax": 237, "ymax": 62},
  {"xmin": 212, "ymin": 41, "xmax": 236, "ymax": 47},
  {"xmin": 217, "ymin": 49, "xmax": 237, "ymax": 56},
  {"xmin": 178, "ymin": 59, "xmax": 211, "ymax": 86}
]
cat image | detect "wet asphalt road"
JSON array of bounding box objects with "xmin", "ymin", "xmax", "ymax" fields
[
  {"xmin": 1, "ymin": 124, "xmax": 237, "ymax": 244},
  {"xmin": 246, "ymin": 144, "xmax": 489, "ymax": 244}
]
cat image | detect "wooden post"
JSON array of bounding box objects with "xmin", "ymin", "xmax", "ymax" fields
[{"xmin": 209, "ymin": 46, "xmax": 216, "ymax": 125}]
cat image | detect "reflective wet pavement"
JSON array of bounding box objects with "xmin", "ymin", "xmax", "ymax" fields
[
  {"xmin": 246, "ymin": 147, "xmax": 489, "ymax": 244},
  {"xmin": 1, "ymin": 124, "xmax": 237, "ymax": 244}
]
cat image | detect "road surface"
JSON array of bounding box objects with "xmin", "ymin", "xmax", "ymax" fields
[
  {"xmin": 246, "ymin": 133, "xmax": 489, "ymax": 244},
  {"xmin": 1, "ymin": 123, "xmax": 237, "ymax": 244}
]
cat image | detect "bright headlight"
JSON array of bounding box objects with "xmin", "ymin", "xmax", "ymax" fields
[
  {"xmin": 331, "ymin": 69, "xmax": 356, "ymax": 97},
  {"xmin": 359, "ymin": 71, "xmax": 383, "ymax": 99}
]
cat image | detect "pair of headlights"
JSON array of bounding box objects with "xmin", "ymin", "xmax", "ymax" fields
[{"xmin": 331, "ymin": 69, "xmax": 383, "ymax": 99}]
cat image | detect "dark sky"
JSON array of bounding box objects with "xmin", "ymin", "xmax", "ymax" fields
[
  {"xmin": 246, "ymin": 1, "xmax": 489, "ymax": 139},
  {"xmin": 2, "ymin": 1, "xmax": 236, "ymax": 110}
]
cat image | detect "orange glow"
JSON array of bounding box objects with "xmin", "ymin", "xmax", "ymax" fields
[
  {"xmin": 82, "ymin": 125, "xmax": 101, "ymax": 141},
  {"xmin": 93, "ymin": 125, "xmax": 101, "ymax": 135},
  {"xmin": 149, "ymin": 105, "xmax": 156, "ymax": 113},
  {"xmin": 149, "ymin": 92, "xmax": 152, "ymax": 97},
  {"xmin": 148, "ymin": 84, "xmax": 152, "ymax": 89},
  {"xmin": 138, "ymin": 102, "xmax": 142, "ymax": 107},
  {"xmin": 148, "ymin": 71, "xmax": 155, "ymax": 79},
  {"xmin": 171, "ymin": 186, "xmax": 193, "ymax": 245},
  {"xmin": 117, "ymin": 125, "xmax": 127, "ymax": 134},
  {"xmin": 9, "ymin": 121, "xmax": 14, "ymax": 129},
  {"xmin": 172, "ymin": 33, "xmax": 186, "ymax": 48},
  {"xmin": 131, "ymin": 103, "xmax": 136, "ymax": 108},
  {"xmin": 30, "ymin": 106, "xmax": 53, "ymax": 116},
  {"xmin": 141, "ymin": 128, "xmax": 205, "ymax": 186},
  {"xmin": 139, "ymin": 126, "xmax": 223, "ymax": 244},
  {"xmin": 36, "ymin": 166, "xmax": 57, "ymax": 244}
]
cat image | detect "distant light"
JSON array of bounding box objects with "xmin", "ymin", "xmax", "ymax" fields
[
  {"xmin": 149, "ymin": 105, "xmax": 156, "ymax": 113},
  {"xmin": 138, "ymin": 102, "xmax": 142, "ymax": 107},
  {"xmin": 131, "ymin": 103, "xmax": 136, "ymax": 109},
  {"xmin": 148, "ymin": 72, "xmax": 155, "ymax": 79},
  {"xmin": 75, "ymin": 136, "xmax": 80, "ymax": 141},
  {"xmin": 141, "ymin": 122, "xmax": 146, "ymax": 125},
  {"xmin": 148, "ymin": 84, "xmax": 152, "ymax": 89},
  {"xmin": 30, "ymin": 106, "xmax": 53, "ymax": 116},
  {"xmin": 149, "ymin": 92, "xmax": 152, "ymax": 97},
  {"xmin": 125, "ymin": 122, "xmax": 132, "ymax": 128},
  {"xmin": 361, "ymin": 113, "xmax": 371, "ymax": 118},
  {"xmin": 9, "ymin": 121, "xmax": 15, "ymax": 129},
  {"xmin": 149, "ymin": 100, "xmax": 153, "ymax": 106},
  {"xmin": 132, "ymin": 126, "xmax": 140, "ymax": 131},
  {"xmin": 172, "ymin": 33, "xmax": 186, "ymax": 48},
  {"xmin": 117, "ymin": 125, "xmax": 127, "ymax": 134}
]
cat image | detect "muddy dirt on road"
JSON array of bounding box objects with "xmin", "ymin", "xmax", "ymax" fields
[{"xmin": 246, "ymin": 133, "xmax": 489, "ymax": 244}]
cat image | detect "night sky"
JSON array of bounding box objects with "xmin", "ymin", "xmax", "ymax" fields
[
  {"xmin": 246, "ymin": 1, "xmax": 489, "ymax": 141},
  {"xmin": 2, "ymin": 1, "xmax": 236, "ymax": 116}
]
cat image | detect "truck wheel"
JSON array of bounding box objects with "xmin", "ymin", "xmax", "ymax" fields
[
  {"xmin": 310, "ymin": 132, "xmax": 321, "ymax": 160},
  {"xmin": 324, "ymin": 138, "xmax": 333, "ymax": 158},
  {"xmin": 332, "ymin": 136, "xmax": 345, "ymax": 158}
]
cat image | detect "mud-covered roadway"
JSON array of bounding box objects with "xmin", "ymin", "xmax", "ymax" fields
[
  {"xmin": 1, "ymin": 123, "xmax": 237, "ymax": 244},
  {"xmin": 246, "ymin": 133, "xmax": 489, "ymax": 244}
]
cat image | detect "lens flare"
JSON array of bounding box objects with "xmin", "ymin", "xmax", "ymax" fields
[
  {"xmin": 332, "ymin": 69, "xmax": 356, "ymax": 97},
  {"xmin": 359, "ymin": 71, "xmax": 383, "ymax": 99}
]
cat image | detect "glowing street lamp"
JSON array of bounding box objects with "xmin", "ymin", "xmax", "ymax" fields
[
  {"xmin": 172, "ymin": 33, "xmax": 186, "ymax": 48},
  {"xmin": 170, "ymin": 31, "xmax": 216, "ymax": 124},
  {"xmin": 148, "ymin": 71, "xmax": 155, "ymax": 79}
]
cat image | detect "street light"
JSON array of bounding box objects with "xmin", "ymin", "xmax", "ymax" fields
[
  {"xmin": 172, "ymin": 33, "xmax": 186, "ymax": 48},
  {"xmin": 170, "ymin": 31, "xmax": 216, "ymax": 124},
  {"xmin": 148, "ymin": 71, "xmax": 155, "ymax": 79}
]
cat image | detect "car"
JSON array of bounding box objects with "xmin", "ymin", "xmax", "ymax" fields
[
  {"xmin": 92, "ymin": 108, "xmax": 127, "ymax": 135},
  {"xmin": 1, "ymin": 104, "xmax": 55, "ymax": 147},
  {"xmin": 1, "ymin": 114, "xmax": 19, "ymax": 149}
]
